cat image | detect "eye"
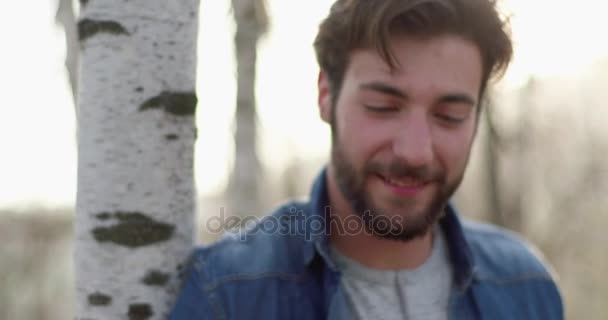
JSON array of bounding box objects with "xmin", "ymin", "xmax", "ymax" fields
[
  {"xmin": 435, "ymin": 113, "xmax": 466, "ymax": 124},
  {"xmin": 364, "ymin": 105, "xmax": 398, "ymax": 113}
]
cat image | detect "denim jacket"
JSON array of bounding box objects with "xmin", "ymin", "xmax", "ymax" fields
[{"xmin": 171, "ymin": 170, "xmax": 563, "ymax": 319}]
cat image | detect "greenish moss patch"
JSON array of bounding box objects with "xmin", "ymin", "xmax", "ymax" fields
[
  {"xmin": 78, "ymin": 19, "xmax": 129, "ymax": 42},
  {"xmin": 139, "ymin": 91, "xmax": 197, "ymax": 116},
  {"xmin": 128, "ymin": 303, "xmax": 153, "ymax": 320},
  {"xmin": 88, "ymin": 292, "xmax": 112, "ymax": 306},
  {"xmin": 142, "ymin": 270, "xmax": 170, "ymax": 286},
  {"xmin": 92, "ymin": 211, "xmax": 174, "ymax": 248}
]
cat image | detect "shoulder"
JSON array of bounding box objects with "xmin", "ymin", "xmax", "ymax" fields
[
  {"xmin": 460, "ymin": 219, "xmax": 557, "ymax": 282},
  {"xmin": 189, "ymin": 200, "xmax": 312, "ymax": 287},
  {"xmin": 171, "ymin": 201, "xmax": 314, "ymax": 319},
  {"xmin": 459, "ymin": 219, "xmax": 564, "ymax": 319}
]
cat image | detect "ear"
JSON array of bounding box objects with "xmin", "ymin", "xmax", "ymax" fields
[{"xmin": 317, "ymin": 70, "xmax": 332, "ymax": 124}]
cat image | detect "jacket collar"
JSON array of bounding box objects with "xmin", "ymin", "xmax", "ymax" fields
[{"xmin": 302, "ymin": 167, "xmax": 476, "ymax": 290}]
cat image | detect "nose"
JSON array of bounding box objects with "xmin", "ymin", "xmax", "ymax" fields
[{"xmin": 392, "ymin": 113, "xmax": 434, "ymax": 167}]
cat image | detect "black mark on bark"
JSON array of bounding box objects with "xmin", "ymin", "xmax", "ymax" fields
[
  {"xmin": 142, "ymin": 270, "xmax": 170, "ymax": 286},
  {"xmin": 92, "ymin": 212, "xmax": 174, "ymax": 248},
  {"xmin": 165, "ymin": 134, "xmax": 179, "ymax": 140},
  {"xmin": 139, "ymin": 91, "xmax": 197, "ymax": 116},
  {"xmin": 128, "ymin": 303, "xmax": 153, "ymax": 320},
  {"xmin": 96, "ymin": 212, "xmax": 111, "ymax": 220},
  {"xmin": 78, "ymin": 19, "xmax": 129, "ymax": 42},
  {"xmin": 135, "ymin": 87, "xmax": 144, "ymax": 92},
  {"xmin": 177, "ymin": 263, "xmax": 187, "ymax": 280},
  {"xmin": 80, "ymin": 0, "xmax": 89, "ymax": 7},
  {"xmin": 88, "ymin": 292, "xmax": 112, "ymax": 306}
]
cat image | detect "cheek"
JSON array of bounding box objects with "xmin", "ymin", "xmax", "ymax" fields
[
  {"xmin": 435, "ymin": 130, "xmax": 475, "ymax": 173},
  {"xmin": 335, "ymin": 110, "xmax": 390, "ymax": 173}
]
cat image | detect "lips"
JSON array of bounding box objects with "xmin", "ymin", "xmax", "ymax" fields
[
  {"xmin": 383, "ymin": 176, "xmax": 425, "ymax": 187},
  {"xmin": 377, "ymin": 173, "xmax": 427, "ymax": 186},
  {"xmin": 376, "ymin": 173, "xmax": 429, "ymax": 196}
]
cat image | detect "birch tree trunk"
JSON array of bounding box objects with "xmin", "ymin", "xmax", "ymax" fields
[
  {"xmin": 74, "ymin": 1, "xmax": 199, "ymax": 319},
  {"xmin": 228, "ymin": 0, "xmax": 268, "ymax": 217}
]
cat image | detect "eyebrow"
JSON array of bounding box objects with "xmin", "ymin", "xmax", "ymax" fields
[
  {"xmin": 359, "ymin": 82, "xmax": 408, "ymax": 99},
  {"xmin": 360, "ymin": 82, "xmax": 477, "ymax": 106},
  {"xmin": 436, "ymin": 94, "xmax": 477, "ymax": 107}
]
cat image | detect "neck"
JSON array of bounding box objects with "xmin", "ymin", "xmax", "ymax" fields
[{"xmin": 326, "ymin": 165, "xmax": 435, "ymax": 270}]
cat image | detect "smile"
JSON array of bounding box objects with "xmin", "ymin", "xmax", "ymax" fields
[{"xmin": 376, "ymin": 174, "xmax": 430, "ymax": 196}]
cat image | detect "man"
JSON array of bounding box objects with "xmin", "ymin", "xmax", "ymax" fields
[{"xmin": 171, "ymin": 0, "xmax": 563, "ymax": 319}]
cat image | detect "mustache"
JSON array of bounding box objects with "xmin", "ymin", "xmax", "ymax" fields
[{"xmin": 365, "ymin": 160, "xmax": 442, "ymax": 181}]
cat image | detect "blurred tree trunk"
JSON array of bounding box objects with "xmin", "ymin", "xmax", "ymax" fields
[
  {"xmin": 481, "ymin": 103, "xmax": 504, "ymax": 227},
  {"xmin": 228, "ymin": 0, "xmax": 268, "ymax": 217},
  {"xmin": 506, "ymin": 78, "xmax": 537, "ymax": 232},
  {"xmin": 55, "ymin": 0, "xmax": 79, "ymax": 110},
  {"xmin": 483, "ymin": 79, "xmax": 536, "ymax": 232},
  {"xmin": 55, "ymin": 0, "xmax": 78, "ymax": 108},
  {"xmin": 73, "ymin": 1, "xmax": 199, "ymax": 319}
]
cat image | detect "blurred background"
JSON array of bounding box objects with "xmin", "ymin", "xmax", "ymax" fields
[{"xmin": 1, "ymin": 0, "xmax": 606, "ymax": 319}]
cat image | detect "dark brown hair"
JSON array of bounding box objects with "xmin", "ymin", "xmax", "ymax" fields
[{"xmin": 313, "ymin": 0, "xmax": 513, "ymax": 99}]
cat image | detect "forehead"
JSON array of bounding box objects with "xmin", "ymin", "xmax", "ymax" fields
[{"xmin": 345, "ymin": 34, "xmax": 483, "ymax": 96}]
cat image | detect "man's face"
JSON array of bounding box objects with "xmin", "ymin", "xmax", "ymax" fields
[{"xmin": 319, "ymin": 34, "xmax": 482, "ymax": 241}]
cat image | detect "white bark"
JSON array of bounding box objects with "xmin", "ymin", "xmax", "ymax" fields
[{"xmin": 74, "ymin": 1, "xmax": 199, "ymax": 319}]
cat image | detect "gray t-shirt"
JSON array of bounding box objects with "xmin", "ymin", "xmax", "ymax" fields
[{"xmin": 328, "ymin": 227, "xmax": 453, "ymax": 320}]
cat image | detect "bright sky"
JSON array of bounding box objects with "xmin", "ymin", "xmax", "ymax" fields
[{"xmin": 0, "ymin": 0, "xmax": 606, "ymax": 209}]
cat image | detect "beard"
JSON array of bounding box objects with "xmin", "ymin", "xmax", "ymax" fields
[{"xmin": 330, "ymin": 134, "xmax": 465, "ymax": 242}]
